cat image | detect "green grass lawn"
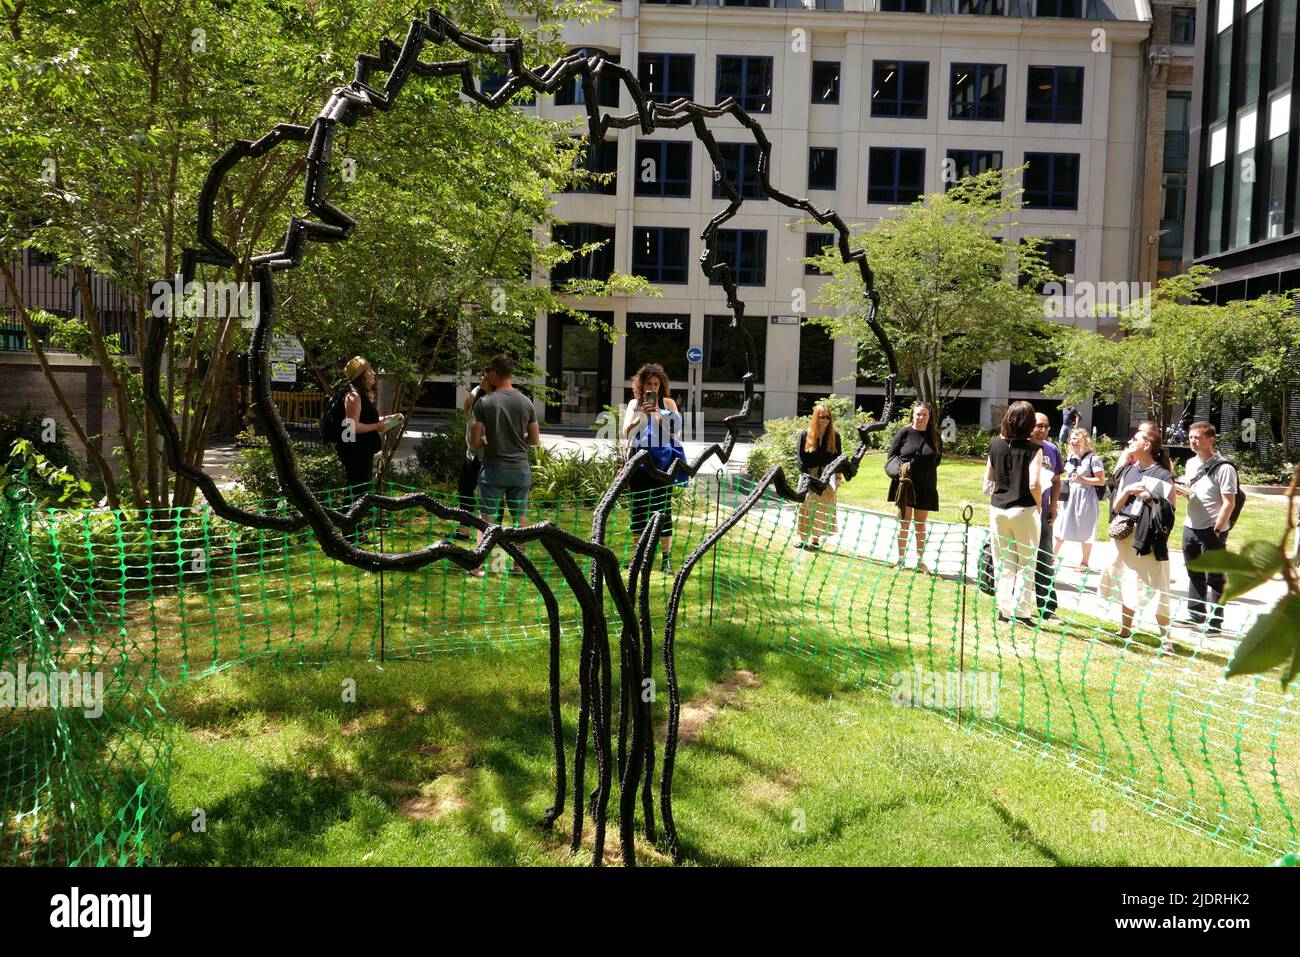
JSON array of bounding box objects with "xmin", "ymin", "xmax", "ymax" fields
[
  {"xmin": 14, "ymin": 488, "xmax": 1296, "ymax": 866},
  {"xmin": 835, "ymin": 453, "xmax": 1293, "ymax": 548},
  {"xmin": 159, "ymin": 639, "xmax": 1256, "ymax": 866}
]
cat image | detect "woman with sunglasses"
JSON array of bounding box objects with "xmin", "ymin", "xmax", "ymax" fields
[{"xmin": 795, "ymin": 403, "xmax": 842, "ymax": 551}]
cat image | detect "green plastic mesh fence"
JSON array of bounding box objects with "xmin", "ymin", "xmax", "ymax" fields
[{"xmin": 1, "ymin": 471, "xmax": 1295, "ymax": 865}]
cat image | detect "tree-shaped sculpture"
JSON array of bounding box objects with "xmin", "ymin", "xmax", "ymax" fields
[{"xmin": 141, "ymin": 10, "xmax": 899, "ymax": 866}]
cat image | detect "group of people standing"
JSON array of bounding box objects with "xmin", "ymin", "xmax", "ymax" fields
[
  {"xmin": 791, "ymin": 394, "xmax": 1241, "ymax": 643},
  {"xmin": 332, "ymin": 354, "xmax": 1242, "ymax": 635},
  {"xmin": 984, "ymin": 404, "xmax": 1238, "ymax": 643}
]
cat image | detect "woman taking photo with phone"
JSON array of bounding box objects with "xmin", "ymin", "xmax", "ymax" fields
[{"xmin": 623, "ymin": 363, "xmax": 685, "ymax": 573}]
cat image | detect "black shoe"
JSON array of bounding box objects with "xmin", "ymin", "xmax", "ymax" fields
[{"xmin": 794, "ymin": 541, "xmax": 806, "ymax": 550}]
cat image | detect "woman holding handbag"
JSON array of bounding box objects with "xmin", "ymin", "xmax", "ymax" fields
[
  {"xmin": 623, "ymin": 363, "xmax": 687, "ymax": 574},
  {"xmin": 795, "ymin": 403, "xmax": 842, "ymax": 551},
  {"xmin": 886, "ymin": 401, "xmax": 942, "ymax": 573},
  {"xmin": 1098, "ymin": 427, "xmax": 1176, "ymax": 643}
]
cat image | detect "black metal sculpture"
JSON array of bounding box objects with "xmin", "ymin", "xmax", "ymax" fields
[{"xmin": 142, "ymin": 9, "xmax": 899, "ymax": 866}]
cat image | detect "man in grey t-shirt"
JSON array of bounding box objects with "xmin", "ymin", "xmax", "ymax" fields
[
  {"xmin": 467, "ymin": 355, "xmax": 539, "ymax": 577},
  {"xmin": 1175, "ymin": 422, "xmax": 1239, "ymax": 631}
]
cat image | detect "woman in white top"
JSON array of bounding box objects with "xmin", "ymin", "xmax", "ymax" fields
[{"xmin": 1098, "ymin": 427, "xmax": 1176, "ymax": 642}]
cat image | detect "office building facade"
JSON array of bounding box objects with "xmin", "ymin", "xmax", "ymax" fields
[{"xmin": 470, "ymin": 0, "xmax": 1153, "ymax": 430}]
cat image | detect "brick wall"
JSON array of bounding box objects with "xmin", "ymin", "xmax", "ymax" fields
[{"xmin": 0, "ymin": 353, "xmax": 126, "ymax": 471}]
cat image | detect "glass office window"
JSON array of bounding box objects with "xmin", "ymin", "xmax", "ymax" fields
[
  {"xmin": 1171, "ymin": 7, "xmax": 1196, "ymax": 43},
  {"xmin": 872, "ymin": 60, "xmax": 929, "ymax": 118},
  {"xmin": 1023, "ymin": 152, "xmax": 1080, "ymax": 209},
  {"xmin": 1026, "ymin": 65, "xmax": 1084, "ymax": 123},
  {"xmin": 551, "ymin": 224, "xmax": 615, "ymax": 287},
  {"xmin": 808, "ymin": 148, "xmax": 838, "ymax": 190},
  {"xmin": 717, "ymin": 56, "xmax": 774, "ymax": 113},
  {"xmin": 632, "ymin": 227, "xmax": 691, "ymax": 284},
  {"xmin": 639, "ymin": 53, "xmax": 694, "ymax": 103},
  {"xmin": 713, "ymin": 142, "xmax": 767, "ymax": 200},
  {"xmin": 555, "ymin": 49, "xmax": 620, "ymax": 107},
  {"xmin": 950, "ymin": 63, "xmax": 1006, "ymax": 120},
  {"xmin": 798, "ymin": 322, "xmax": 835, "ymax": 386},
  {"xmin": 564, "ymin": 139, "xmax": 617, "ymax": 195},
  {"xmin": 812, "ymin": 61, "xmax": 840, "ymax": 104},
  {"xmin": 635, "ymin": 141, "xmax": 692, "ymax": 198},
  {"xmin": 805, "ymin": 233, "xmax": 835, "ymax": 275},
  {"xmin": 1231, "ymin": 108, "xmax": 1257, "ymax": 248},
  {"xmin": 945, "ymin": 149, "xmax": 1003, "ymax": 189},
  {"xmin": 704, "ymin": 314, "xmax": 766, "ymax": 382},
  {"xmin": 868, "ymin": 148, "xmax": 926, "ymax": 204},
  {"xmin": 710, "ymin": 229, "xmax": 767, "ymax": 286}
]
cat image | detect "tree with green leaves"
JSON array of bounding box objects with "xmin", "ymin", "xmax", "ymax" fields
[
  {"xmin": 1045, "ymin": 267, "xmax": 1297, "ymax": 441},
  {"xmin": 807, "ymin": 165, "xmax": 1056, "ymax": 415},
  {"xmin": 0, "ymin": 0, "xmax": 645, "ymax": 509}
]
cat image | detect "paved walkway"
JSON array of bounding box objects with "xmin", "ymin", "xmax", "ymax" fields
[
  {"xmin": 738, "ymin": 495, "xmax": 1281, "ymax": 656},
  {"xmin": 203, "ymin": 430, "xmax": 1283, "ymax": 653}
]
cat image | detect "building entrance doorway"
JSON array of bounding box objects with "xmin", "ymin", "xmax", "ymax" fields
[{"xmin": 546, "ymin": 312, "xmax": 612, "ymax": 426}]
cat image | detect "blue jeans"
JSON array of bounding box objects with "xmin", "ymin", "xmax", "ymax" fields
[{"xmin": 478, "ymin": 466, "xmax": 531, "ymax": 524}]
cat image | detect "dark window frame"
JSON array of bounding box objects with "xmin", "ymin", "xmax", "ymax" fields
[
  {"xmin": 638, "ymin": 52, "xmax": 695, "ymax": 103},
  {"xmin": 712, "ymin": 142, "xmax": 768, "ymax": 200},
  {"xmin": 635, "ymin": 140, "xmax": 692, "ymax": 198},
  {"xmin": 563, "ymin": 138, "xmax": 618, "ymax": 195},
  {"xmin": 872, "ymin": 59, "xmax": 930, "ymax": 118},
  {"xmin": 709, "ymin": 229, "xmax": 768, "ymax": 287},
  {"xmin": 554, "ymin": 48, "xmax": 621, "ymax": 107},
  {"xmin": 944, "ymin": 149, "xmax": 1004, "ymax": 190},
  {"xmin": 812, "ymin": 61, "xmax": 841, "ymax": 104},
  {"xmin": 949, "ymin": 62, "xmax": 1006, "ymax": 121},
  {"xmin": 632, "ymin": 226, "xmax": 692, "ymax": 285},
  {"xmin": 1026, "ymin": 65, "xmax": 1085, "ymax": 124},
  {"xmin": 1023, "ymin": 152, "xmax": 1081, "ymax": 210},
  {"xmin": 716, "ymin": 55, "xmax": 775, "ymax": 114},
  {"xmin": 805, "ymin": 233, "xmax": 835, "ymax": 275},
  {"xmin": 868, "ymin": 147, "xmax": 926, "ymax": 204},
  {"xmin": 808, "ymin": 147, "xmax": 838, "ymax": 190}
]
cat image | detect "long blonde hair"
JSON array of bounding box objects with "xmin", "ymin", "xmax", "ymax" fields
[
  {"xmin": 805, "ymin": 403, "xmax": 840, "ymax": 453},
  {"xmin": 1068, "ymin": 427, "xmax": 1092, "ymax": 455}
]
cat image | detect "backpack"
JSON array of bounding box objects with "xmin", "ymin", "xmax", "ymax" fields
[
  {"xmin": 319, "ymin": 385, "xmax": 349, "ymax": 444},
  {"xmin": 1190, "ymin": 457, "xmax": 1246, "ymax": 531}
]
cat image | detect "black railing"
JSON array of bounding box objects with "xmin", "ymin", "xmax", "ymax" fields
[{"xmin": 1, "ymin": 250, "xmax": 139, "ymax": 354}]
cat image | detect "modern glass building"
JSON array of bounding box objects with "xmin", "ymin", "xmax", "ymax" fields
[{"xmin": 1186, "ymin": 0, "xmax": 1299, "ymax": 298}]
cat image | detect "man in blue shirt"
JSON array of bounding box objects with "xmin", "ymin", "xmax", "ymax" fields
[{"xmin": 1032, "ymin": 411, "xmax": 1065, "ymax": 618}]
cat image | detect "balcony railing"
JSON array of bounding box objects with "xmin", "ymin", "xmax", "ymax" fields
[{"xmin": 1, "ymin": 250, "xmax": 140, "ymax": 355}]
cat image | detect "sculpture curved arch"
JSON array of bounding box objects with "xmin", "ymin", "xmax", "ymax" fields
[{"xmin": 141, "ymin": 10, "xmax": 900, "ymax": 866}]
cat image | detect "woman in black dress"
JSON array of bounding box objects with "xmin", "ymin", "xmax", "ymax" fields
[
  {"xmin": 886, "ymin": 401, "xmax": 942, "ymax": 573},
  {"xmin": 794, "ymin": 403, "xmax": 842, "ymax": 550}
]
